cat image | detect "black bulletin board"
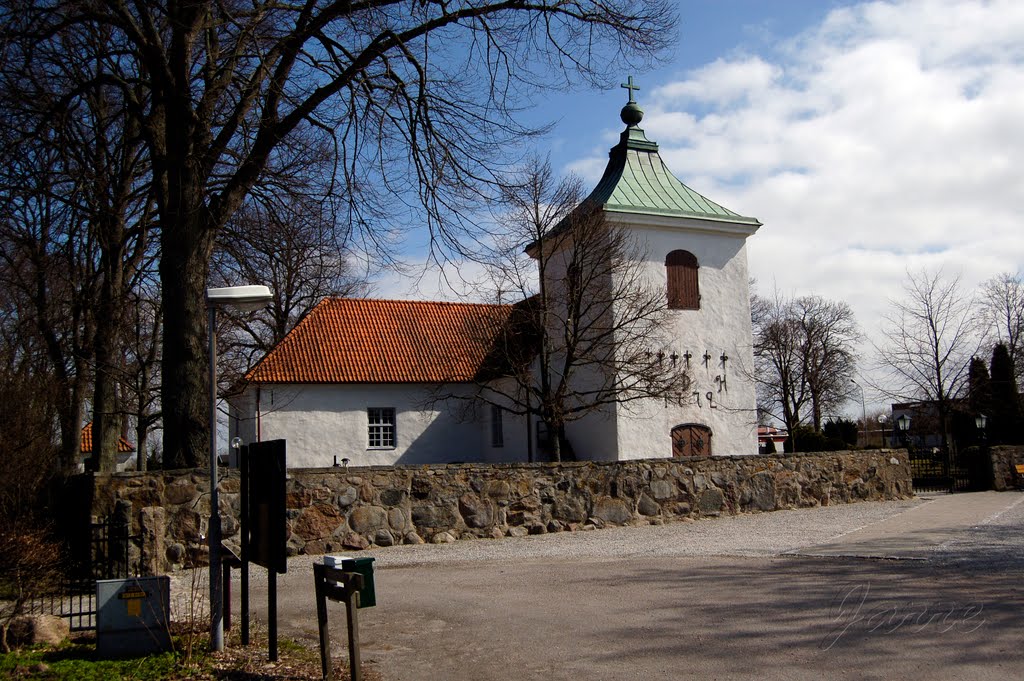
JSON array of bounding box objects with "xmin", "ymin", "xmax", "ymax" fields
[{"xmin": 243, "ymin": 439, "xmax": 287, "ymax": 575}]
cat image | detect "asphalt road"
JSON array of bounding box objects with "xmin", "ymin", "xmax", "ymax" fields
[{"xmin": 231, "ymin": 492, "xmax": 1024, "ymax": 680}]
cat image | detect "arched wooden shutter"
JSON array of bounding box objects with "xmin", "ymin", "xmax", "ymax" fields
[{"xmin": 666, "ymin": 250, "xmax": 699, "ymax": 309}]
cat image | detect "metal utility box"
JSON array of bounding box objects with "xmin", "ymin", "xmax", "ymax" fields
[
  {"xmin": 96, "ymin": 576, "xmax": 172, "ymax": 657},
  {"xmin": 324, "ymin": 555, "xmax": 376, "ymax": 608}
]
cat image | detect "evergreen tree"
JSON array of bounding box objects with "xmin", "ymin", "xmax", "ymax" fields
[
  {"xmin": 990, "ymin": 344, "xmax": 1022, "ymax": 444},
  {"xmin": 968, "ymin": 356, "xmax": 992, "ymax": 416}
]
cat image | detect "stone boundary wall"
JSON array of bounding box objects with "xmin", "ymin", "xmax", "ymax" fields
[
  {"xmin": 87, "ymin": 450, "xmax": 914, "ymax": 573},
  {"xmin": 989, "ymin": 445, "xmax": 1024, "ymax": 491}
]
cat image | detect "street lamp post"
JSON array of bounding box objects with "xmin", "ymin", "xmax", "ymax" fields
[
  {"xmin": 851, "ymin": 379, "xmax": 867, "ymax": 448},
  {"xmin": 878, "ymin": 414, "xmax": 888, "ymax": 448},
  {"xmin": 207, "ymin": 285, "xmax": 273, "ymax": 652}
]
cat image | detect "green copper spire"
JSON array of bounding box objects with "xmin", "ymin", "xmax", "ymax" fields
[
  {"xmin": 583, "ymin": 78, "xmax": 760, "ymax": 226},
  {"xmin": 527, "ymin": 78, "xmax": 760, "ymax": 252}
]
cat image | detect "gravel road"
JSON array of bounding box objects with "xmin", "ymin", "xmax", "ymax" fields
[{"xmin": 170, "ymin": 493, "xmax": 1024, "ymax": 681}]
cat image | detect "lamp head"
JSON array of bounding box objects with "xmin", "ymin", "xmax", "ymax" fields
[{"xmin": 206, "ymin": 285, "xmax": 273, "ymax": 312}]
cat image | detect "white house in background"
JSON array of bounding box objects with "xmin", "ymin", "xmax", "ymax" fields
[{"xmin": 229, "ymin": 82, "xmax": 762, "ymax": 467}]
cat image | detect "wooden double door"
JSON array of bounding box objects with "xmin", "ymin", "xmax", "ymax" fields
[{"xmin": 671, "ymin": 424, "xmax": 712, "ymax": 458}]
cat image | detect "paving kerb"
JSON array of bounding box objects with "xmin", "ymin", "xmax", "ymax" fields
[{"xmin": 187, "ymin": 492, "xmax": 1024, "ymax": 680}]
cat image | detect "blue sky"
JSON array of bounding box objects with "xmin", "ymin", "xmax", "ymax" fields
[{"xmin": 377, "ymin": 0, "xmax": 1024, "ymax": 414}]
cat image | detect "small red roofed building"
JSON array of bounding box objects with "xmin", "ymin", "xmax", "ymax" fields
[{"xmin": 80, "ymin": 421, "xmax": 137, "ymax": 471}]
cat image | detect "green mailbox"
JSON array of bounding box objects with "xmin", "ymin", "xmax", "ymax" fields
[{"xmin": 324, "ymin": 555, "xmax": 376, "ymax": 608}]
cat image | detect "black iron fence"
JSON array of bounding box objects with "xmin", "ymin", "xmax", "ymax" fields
[{"xmin": 23, "ymin": 511, "xmax": 142, "ymax": 631}]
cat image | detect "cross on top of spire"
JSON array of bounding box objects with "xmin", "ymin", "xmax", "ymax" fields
[{"xmin": 621, "ymin": 75, "xmax": 640, "ymax": 104}]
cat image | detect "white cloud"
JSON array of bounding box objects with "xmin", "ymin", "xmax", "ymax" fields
[
  {"xmin": 568, "ymin": 0, "xmax": 1024, "ymax": 411},
  {"xmin": 370, "ymin": 256, "xmax": 496, "ymax": 303}
]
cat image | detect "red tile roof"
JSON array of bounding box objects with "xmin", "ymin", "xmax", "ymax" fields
[
  {"xmin": 246, "ymin": 298, "xmax": 520, "ymax": 384},
  {"xmin": 80, "ymin": 422, "xmax": 135, "ymax": 453}
]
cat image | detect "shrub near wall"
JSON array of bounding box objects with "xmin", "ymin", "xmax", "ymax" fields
[{"xmin": 88, "ymin": 450, "xmax": 914, "ymax": 572}]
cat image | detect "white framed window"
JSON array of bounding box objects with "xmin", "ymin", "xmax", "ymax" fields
[
  {"xmin": 491, "ymin": 405, "xmax": 504, "ymax": 448},
  {"xmin": 367, "ymin": 407, "xmax": 396, "ymax": 449}
]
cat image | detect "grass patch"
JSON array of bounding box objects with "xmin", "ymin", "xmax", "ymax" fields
[
  {"xmin": 0, "ymin": 627, "xmax": 384, "ymax": 680},
  {"xmin": 0, "ymin": 638, "xmax": 182, "ymax": 679}
]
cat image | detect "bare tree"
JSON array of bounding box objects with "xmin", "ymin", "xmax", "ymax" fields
[
  {"xmin": 752, "ymin": 291, "xmax": 859, "ymax": 449},
  {"xmin": 752, "ymin": 291, "xmax": 808, "ymax": 446},
  {"xmin": 212, "ymin": 194, "xmax": 371, "ymax": 378},
  {"xmin": 794, "ymin": 296, "xmax": 860, "ymax": 431},
  {"xmin": 6, "ymin": 0, "xmax": 676, "ymax": 468},
  {"xmin": 121, "ymin": 278, "xmax": 163, "ymax": 471},
  {"xmin": 0, "ymin": 131, "xmax": 97, "ymax": 471},
  {"xmin": 980, "ymin": 271, "xmax": 1024, "ymax": 384},
  {"xmin": 0, "ymin": 11, "xmax": 160, "ymax": 472},
  {"xmin": 462, "ymin": 160, "xmax": 689, "ymax": 461},
  {"xmin": 873, "ymin": 268, "xmax": 982, "ymax": 452}
]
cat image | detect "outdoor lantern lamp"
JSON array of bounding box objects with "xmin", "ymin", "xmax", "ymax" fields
[
  {"xmin": 975, "ymin": 413, "xmax": 988, "ymax": 431},
  {"xmin": 896, "ymin": 413, "xmax": 911, "ymax": 447},
  {"xmin": 206, "ymin": 285, "xmax": 272, "ymax": 652}
]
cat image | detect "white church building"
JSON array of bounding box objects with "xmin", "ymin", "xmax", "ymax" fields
[{"xmin": 229, "ymin": 82, "xmax": 762, "ymax": 468}]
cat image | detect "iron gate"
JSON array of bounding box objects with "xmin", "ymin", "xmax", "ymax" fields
[{"xmin": 909, "ymin": 446, "xmax": 981, "ymax": 494}]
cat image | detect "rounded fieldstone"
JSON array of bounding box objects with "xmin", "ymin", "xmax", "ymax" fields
[
  {"xmin": 592, "ymin": 496, "xmax": 634, "ymax": 525},
  {"xmin": 637, "ymin": 493, "xmax": 661, "ymax": 517},
  {"xmin": 335, "ymin": 486, "xmax": 358, "ymax": 508},
  {"xmin": 373, "ymin": 529, "xmax": 395, "ymax": 547},
  {"xmin": 699, "ymin": 488, "xmax": 725, "ymax": 515},
  {"xmin": 293, "ymin": 504, "xmax": 345, "ymax": 541},
  {"xmin": 388, "ymin": 507, "xmax": 409, "ymax": 532},
  {"xmin": 379, "ymin": 488, "xmax": 407, "ymax": 506},
  {"xmin": 166, "ymin": 543, "xmax": 185, "ymax": 564},
  {"xmin": 164, "ymin": 479, "xmax": 197, "ymax": 505},
  {"xmin": 403, "ymin": 531, "xmax": 425, "ymax": 545},
  {"xmin": 458, "ymin": 493, "xmax": 494, "ymax": 528},
  {"xmin": 350, "ymin": 505, "xmax": 388, "ymax": 534},
  {"xmin": 431, "ymin": 531, "xmax": 456, "ymax": 544},
  {"xmin": 649, "ymin": 479, "xmax": 677, "ymax": 500},
  {"xmin": 551, "ymin": 496, "xmax": 587, "ymax": 524},
  {"xmin": 744, "ymin": 472, "xmax": 777, "ymax": 512},
  {"xmin": 6, "ymin": 615, "xmax": 68, "ymax": 647},
  {"xmin": 341, "ymin": 532, "xmax": 370, "ymax": 550},
  {"xmin": 412, "ymin": 503, "xmax": 457, "ymax": 529}
]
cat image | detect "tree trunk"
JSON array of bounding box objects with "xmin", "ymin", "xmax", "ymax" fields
[
  {"xmin": 160, "ymin": 201, "xmax": 215, "ymax": 469},
  {"xmin": 92, "ymin": 253, "xmax": 125, "ymax": 472},
  {"xmin": 57, "ymin": 393, "xmax": 84, "ymax": 473}
]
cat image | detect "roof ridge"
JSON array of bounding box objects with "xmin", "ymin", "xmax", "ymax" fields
[{"xmin": 324, "ymin": 296, "xmax": 513, "ymax": 310}]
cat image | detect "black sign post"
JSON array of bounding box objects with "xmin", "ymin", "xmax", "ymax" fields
[{"xmin": 240, "ymin": 439, "xmax": 287, "ymax": 660}]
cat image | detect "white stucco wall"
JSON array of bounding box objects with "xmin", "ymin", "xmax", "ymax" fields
[
  {"xmin": 228, "ymin": 382, "xmax": 522, "ymax": 468},
  {"xmin": 607, "ymin": 214, "xmax": 760, "ymax": 458},
  {"xmin": 476, "ymin": 377, "xmax": 531, "ymax": 463}
]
